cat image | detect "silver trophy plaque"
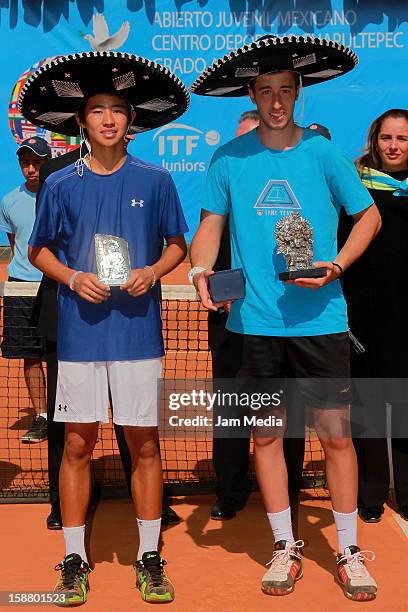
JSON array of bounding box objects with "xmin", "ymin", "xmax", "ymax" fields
[
  {"xmin": 94, "ymin": 234, "xmax": 131, "ymax": 286},
  {"xmin": 275, "ymin": 212, "xmax": 327, "ymax": 281}
]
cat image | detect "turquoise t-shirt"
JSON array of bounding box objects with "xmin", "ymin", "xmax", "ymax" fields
[
  {"xmin": 0, "ymin": 184, "xmax": 42, "ymax": 281},
  {"xmin": 200, "ymin": 129, "xmax": 373, "ymax": 337}
]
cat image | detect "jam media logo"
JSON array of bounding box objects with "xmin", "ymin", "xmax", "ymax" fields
[
  {"xmin": 254, "ymin": 180, "xmax": 301, "ymax": 216},
  {"xmin": 153, "ymin": 123, "xmax": 221, "ymax": 173}
]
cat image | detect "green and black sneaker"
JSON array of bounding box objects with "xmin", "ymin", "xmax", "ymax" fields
[
  {"xmin": 54, "ymin": 553, "xmax": 91, "ymax": 606},
  {"xmin": 134, "ymin": 551, "xmax": 175, "ymax": 603}
]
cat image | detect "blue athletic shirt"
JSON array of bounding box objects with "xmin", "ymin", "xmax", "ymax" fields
[
  {"xmin": 0, "ymin": 184, "xmax": 42, "ymax": 281},
  {"xmin": 200, "ymin": 129, "xmax": 373, "ymax": 337},
  {"xmin": 29, "ymin": 154, "xmax": 188, "ymax": 361}
]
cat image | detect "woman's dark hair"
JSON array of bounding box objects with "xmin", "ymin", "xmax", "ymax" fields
[{"xmin": 357, "ymin": 108, "xmax": 408, "ymax": 172}]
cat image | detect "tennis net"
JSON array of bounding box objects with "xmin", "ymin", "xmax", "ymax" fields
[{"xmin": 0, "ymin": 281, "xmax": 325, "ymax": 501}]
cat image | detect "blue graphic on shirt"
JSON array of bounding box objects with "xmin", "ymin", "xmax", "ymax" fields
[{"xmin": 254, "ymin": 180, "xmax": 301, "ymax": 210}]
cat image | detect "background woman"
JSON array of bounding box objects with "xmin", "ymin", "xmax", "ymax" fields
[{"xmin": 340, "ymin": 109, "xmax": 408, "ymax": 523}]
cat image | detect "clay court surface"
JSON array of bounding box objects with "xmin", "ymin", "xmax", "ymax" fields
[
  {"xmin": 1, "ymin": 259, "xmax": 407, "ymax": 610},
  {"xmin": 1, "ymin": 493, "xmax": 408, "ymax": 611}
]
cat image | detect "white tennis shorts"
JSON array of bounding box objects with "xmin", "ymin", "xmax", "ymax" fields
[{"xmin": 54, "ymin": 358, "xmax": 162, "ymax": 426}]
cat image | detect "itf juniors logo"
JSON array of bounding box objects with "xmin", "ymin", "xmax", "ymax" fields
[{"xmin": 254, "ymin": 180, "xmax": 301, "ymax": 212}]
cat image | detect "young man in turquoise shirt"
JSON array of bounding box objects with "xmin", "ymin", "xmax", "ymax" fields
[{"xmin": 190, "ymin": 36, "xmax": 381, "ymax": 601}]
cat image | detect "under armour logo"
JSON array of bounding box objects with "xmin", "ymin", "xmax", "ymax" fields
[
  {"xmin": 131, "ymin": 198, "xmax": 144, "ymax": 207},
  {"xmin": 58, "ymin": 404, "xmax": 67, "ymax": 412}
]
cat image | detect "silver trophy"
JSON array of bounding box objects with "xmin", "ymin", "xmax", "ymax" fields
[
  {"xmin": 275, "ymin": 212, "xmax": 327, "ymax": 281},
  {"xmin": 94, "ymin": 234, "xmax": 131, "ymax": 285}
]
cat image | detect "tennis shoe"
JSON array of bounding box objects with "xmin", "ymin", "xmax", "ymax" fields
[
  {"xmin": 54, "ymin": 553, "xmax": 91, "ymax": 606},
  {"xmin": 21, "ymin": 415, "xmax": 47, "ymax": 443},
  {"xmin": 261, "ymin": 540, "xmax": 304, "ymax": 596},
  {"xmin": 134, "ymin": 551, "xmax": 175, "ymax": 603},
  {"xmin": 336, "ymin": 545, "xmax": 377, "ymax": 601}
]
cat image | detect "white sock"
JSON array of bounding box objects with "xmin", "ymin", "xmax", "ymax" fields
[
  {"xmin": 332, "ymin": 509, "xmax": 358, "ymax": 554},
  {"xmin": 40, "ymin": 412, "xmax": 47, "ymax": 420},
  {"xmin": 267, "ymin": 507, "xmax": 294, "ymax": 544},
  {"xmin": 137, "ymin": 518, "xmax": 161, "ymax": 560},
  {"xmin": 63, "ymin": 525, "xmax": 87, "ymax": 562}
]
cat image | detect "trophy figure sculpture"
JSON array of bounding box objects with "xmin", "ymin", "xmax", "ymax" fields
[
  {"xmin": 94, "ymin": 234, "xmax": 131, "ymax": 286},
  {"xmin": 275, "ymin": 212, "xmax": 327, "ymax": 281}
]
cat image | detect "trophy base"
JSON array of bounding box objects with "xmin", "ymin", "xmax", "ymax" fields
[
  {"xmin": 98, "ymin": 277, "xmax": 129, "ymax": 287},
  {"xmin": 279, "ymin": 267, "xmax": 327, "ymax": 281}
]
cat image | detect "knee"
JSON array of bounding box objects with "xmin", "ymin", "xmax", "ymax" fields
[
  {"xmin": 254, "ymin": 436, "xmax": 283, "ymax": 452},
  {"xmin": 321, "ymin": 436, "xmax": 353, "ymax": 455},
  {"xmin": 64, "ymin": 436, "xmax": 92, "ymax": 464},
  {"xmin": 138, "ymin": 439, "xmax": 159, "ymax": 461}
]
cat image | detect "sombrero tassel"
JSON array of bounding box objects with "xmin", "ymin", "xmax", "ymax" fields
[{"xmin": 75, "ymin": 126, "xmax": 91, "ymax": 177}]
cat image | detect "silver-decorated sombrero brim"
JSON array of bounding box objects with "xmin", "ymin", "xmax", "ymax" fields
[
  {"xmin": 190, "ymin": 35, "xmax": 358, "ymax": 96},
  {"xmin": 19, "ymin": 52, "xmax": 190, "ymax": 136}
]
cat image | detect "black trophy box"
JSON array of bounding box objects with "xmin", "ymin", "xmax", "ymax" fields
[
  {"xmin": 208, "ymin": 268, "xmax": 246, "ymax": 302},
  {"xmin": 279, "ymin": 267, "xmax": 327, "ymax": 281}
]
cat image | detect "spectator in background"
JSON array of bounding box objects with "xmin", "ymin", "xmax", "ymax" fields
[
  {"xmin": 339, "ymin": 109, "xmax": 408, "ymax": 523},
  {"xmin": 0, "ymin": 137, "xmax": 50, "ymax": 443},
  {"xmin": 33, "ymin": 145, "xmax": 82, "ymax": 529},
  {"xmin": 208, "ymin": 110, "xmax": 260, "ymax": 521},
  {"xmin": 235, "ymin": 110, "xmax": 260, "ymax": 137}
]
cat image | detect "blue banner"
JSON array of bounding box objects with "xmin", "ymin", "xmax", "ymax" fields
[{"xmin": 1, "ymin": 0, "xmax": 407, "ymax": 243}]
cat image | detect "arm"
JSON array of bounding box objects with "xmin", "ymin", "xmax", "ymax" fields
[
  {"xmin": 28, "ymin": 245, "xmax": 110, "ymax": 303},
  {"xmin": 0, "ymin": 197, "xmax": 13, "ymax": 258},
  {"xmin": 335, "ymin": 203, "xmax": 381, "ymax": 270},
  {"xmin": 29, "ymin": 179, "xmax": 110, "ymax": 303},
  {"xmin": 121, "ymin": 234, "xmax": 187, "ymax": 296},
  {"xmin": 292, "ymin": 203, "xmax": 381, "ymax": 289},
  {"xmin": 7, "ymin": 233, "xmax": 15, "ymax": 259},
  {"xmin": 189, "ymin": 210, "xmax": 227, "ymax": 310}
]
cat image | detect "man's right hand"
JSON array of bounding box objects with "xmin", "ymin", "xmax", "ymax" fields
[
  {"xmin": 71, "ymin": 272, "xmax": 110, "ymax": 304},
  {"xmin": 193, "ymin": 269, "xmax": 228, "ymax": 312}
]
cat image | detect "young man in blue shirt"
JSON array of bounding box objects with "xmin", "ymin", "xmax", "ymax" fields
[
  {"xmin": 22, "ymin": 52, "xmax": 189, "ymax": 605},
  {"xmin": 0, "ymin": 137, "xmax": 50, "ymax": 443},
  {"xmin": 190, "ymin": 36, "xmax": 381, "ymax": 601}
]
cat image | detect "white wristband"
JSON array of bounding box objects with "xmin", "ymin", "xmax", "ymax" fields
[
  {"xmin": 144, "ymin": 265, "xmax": 156, "ymax": 289},
  {"xmin": 69, "ymin": 270, "xmax": 83, "ymax": 291},
  {"xmin": 188, "ymin": 266, "xmax": 206, "ymax": 285}
]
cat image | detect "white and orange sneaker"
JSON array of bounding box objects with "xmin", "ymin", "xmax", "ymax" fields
[
  {"xmin": 261, "ymin": 540, "xmax": 304, "ymax": 596},
  {"xmin": 336, "ymin": 545, "xmax": 377, "ymax": 601}
]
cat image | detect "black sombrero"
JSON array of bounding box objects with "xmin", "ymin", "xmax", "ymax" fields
[
  {"xmin": 19, "ymin": 52, "xmax": 190, "ymax": 136},
  {"xmin": 190, "ymin": 35, "xmax": 357, "ymax": 96}
]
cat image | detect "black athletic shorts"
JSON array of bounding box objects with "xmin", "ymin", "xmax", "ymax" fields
[
  {"xmin": 229, "ymin": 331, "xmax": 351, "ymax": 409},
  {"xmin": 1, "ymin": 277, "xmax": 45, "ymax": 359}
]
